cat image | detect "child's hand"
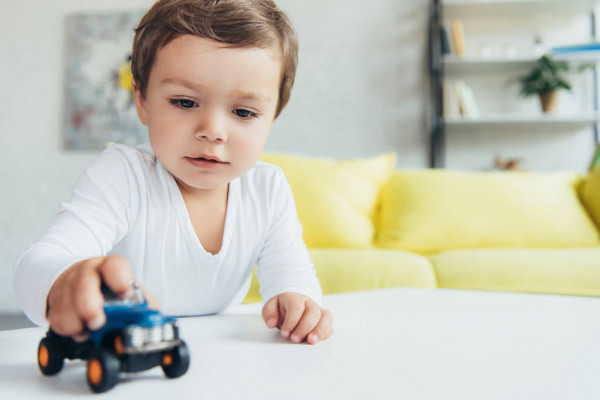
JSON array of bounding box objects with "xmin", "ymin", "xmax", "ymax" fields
[
  {"xmin": 46, "ymin": 255, "xmax": 159, "ymax": 341},
  {"xmin": 261, "ymin": 292, "xmax": 333, "ymax": 345}
]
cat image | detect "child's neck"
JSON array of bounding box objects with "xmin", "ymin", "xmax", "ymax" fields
[{"xmin": 176, "ymin": 180, "xmax": 230, "ymax": 255}]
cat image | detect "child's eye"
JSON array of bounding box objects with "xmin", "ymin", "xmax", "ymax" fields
[
  {"xmin": 170, "ymin": 99, "xmax": 198, "ymax": 109},
  {"xmin": 233, "ymin": 109, "xmax": 258, "ymax": 119}
]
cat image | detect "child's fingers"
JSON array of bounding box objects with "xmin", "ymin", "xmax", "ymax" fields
[
  {"xmin": 261, "ymin": 296, "xmax": 280, "ymax": 329},
  {"xmin": 47, "ymin": 258, "xmax": 102, "ymax": 336},
  {"xmin": 46, "ymin": 255, "xmax": 143, "ymax": 339},
  {"xmin": 279, "ymin": 299, "xmax": 305, "ymax": 339},
  {"xmin": 289, "ymin": 300, "xmax": 321, "ymax": 343},
  {"xmin": 307, "ymin": 309, "xmax": 334, "ymax": 345},
  {"xmin": 47, "ymin": 292, "xmax": 87, "ymax": 338},
  {"xmin": 98, "ymin": 255, "xmax": 135, "ymax": 298},
  {"xmin": 73, "ymin": 265, "xmax": 105, "ymax": 331}
]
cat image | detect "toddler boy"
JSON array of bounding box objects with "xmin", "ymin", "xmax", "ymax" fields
[{"xmin": 14, "ymin": 0, "xmax": 332, "ymax": 345}]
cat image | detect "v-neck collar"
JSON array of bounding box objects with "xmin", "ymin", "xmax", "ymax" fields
[{"xmin": 162, "ymin": 162, "xmax": 239, "ymax": 264}]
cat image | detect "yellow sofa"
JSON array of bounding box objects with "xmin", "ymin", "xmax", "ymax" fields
[{"xmin": 244, "ymin": 153, "xmax": 600, "ymax": 303}]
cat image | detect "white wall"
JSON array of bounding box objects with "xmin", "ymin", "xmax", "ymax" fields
[
  {"xmin": 268, "ymin": 0, "xmax": 430, "ymax": 163},
  {"xmin": 0, "ymin": 0, "xmax": 429, "ymax": 313}
]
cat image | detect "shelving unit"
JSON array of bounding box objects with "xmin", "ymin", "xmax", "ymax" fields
[{"xmin": 428, "ymin": 0, "xmax": 600, "ymax": 168}]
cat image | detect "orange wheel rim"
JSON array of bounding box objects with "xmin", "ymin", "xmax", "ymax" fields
[
  {"xmin": 39, "ymin": 345, "xmax": 49, "ymax": 368},
  {"xmin": 115, "ymin": 336, "xmax": 125, "ymax": 355},
  {"xmin": 163, "ymin": 354, "xmax": 173, "ymax": 366},
  {"xmin": 88, "ymin": 359, "xmax": 103, "ymax": 385}
]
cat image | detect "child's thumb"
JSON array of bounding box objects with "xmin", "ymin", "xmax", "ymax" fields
[{"xmin": 261, "ymin": 296, "xmax": 280, "ymax": 329}]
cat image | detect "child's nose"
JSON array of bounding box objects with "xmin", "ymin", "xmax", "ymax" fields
[{"xmin": 194, "ymin": 108, "xmax": 227, "ymax": 143}]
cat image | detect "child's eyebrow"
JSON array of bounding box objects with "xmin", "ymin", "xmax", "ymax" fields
[
  {"xmin": 231, "ymin": 90, "xmax": 274, "ymax": 104},
  {"xmin": 160, "ymin": 78, "xmax": 203, "ymax": 90},
  {"xmin": 160, "ymin": 78, "xmax": 273, "ymax": 104}
]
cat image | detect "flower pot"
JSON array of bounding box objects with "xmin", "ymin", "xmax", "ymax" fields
[{"xmin": 540, "ymin": 91, "xmax": 558, "ymax": 113}]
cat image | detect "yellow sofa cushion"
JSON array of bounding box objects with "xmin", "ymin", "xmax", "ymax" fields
[
  {"xmin": 430, "ymin": 249, "xmax": 600, "ymax": 296},
  {"xmin": 581, "ymin": 165, "xmax": 600, "ymax": 230},
  {"xmin": 377, "ymin": 170, "xmax": 600, "ymax": 253},
  {"xmin": 243, "ymin": 248, "xmax": 437, "ymax": 303},
  {"xmin": 260, "ymin": 152, "xmax": 396, "ymax": 248}
]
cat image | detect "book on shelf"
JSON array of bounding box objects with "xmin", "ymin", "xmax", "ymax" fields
[
  {"xmin": 450, "ymin": 20, "xmax": 466, "ymax": 57},
  {"xmin": 455, "ymin": 80, "xmax": 479, "ymax": 119},
  {"xmin": 443, "ymin": 80, "xmax": 460, "ymax": 117},
  {"xmin": 440, "ymin": 26, "xmax": 451, "ymax": 55},
  {"xmin": 443, "ymin": 80, "xmax": 479, "ymax": 119}
]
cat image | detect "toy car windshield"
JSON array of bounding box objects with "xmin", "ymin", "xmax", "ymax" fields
[{"xmin": 102, "ymin": 286, "xmax": 145, "ymax": 306}]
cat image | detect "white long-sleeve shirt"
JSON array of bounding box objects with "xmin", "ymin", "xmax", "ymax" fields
[{"xmin": 14, "ymin": 144, "xmax": 321, "ymax": 326}]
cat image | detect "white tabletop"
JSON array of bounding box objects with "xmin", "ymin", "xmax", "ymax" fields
[{"xmin": 1, "ymin": 288, "xmax": 600, "ymax": 399}]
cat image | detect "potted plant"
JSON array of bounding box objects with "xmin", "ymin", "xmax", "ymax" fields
[{"xmin": 516, "ymin": 54, "xmax": 572, "ymax": 113}]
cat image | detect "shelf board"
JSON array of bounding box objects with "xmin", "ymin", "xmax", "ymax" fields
[
  {"xmin": 443, "ymin": 55, "xmax": 600, "ymax": 74},
  {"xmin": 444, "ymin": 56, "xmax": 536, "ymax": 74},
  {"xmin": 444, "ymin": 113, "xmax": 600, "ymax": 127},
  {"xmin": 443, "ymin": 0, "xmax": 600, "ymax": 18}
]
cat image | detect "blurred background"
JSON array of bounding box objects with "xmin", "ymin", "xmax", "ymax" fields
[{"xmin": 1, "ymin": 0, "xmax": 599, "ymax": 322}]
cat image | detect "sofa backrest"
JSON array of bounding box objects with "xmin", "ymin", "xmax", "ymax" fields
[
  {"xmin": 261, "ymin": 152, "xmax": 600, "ymax": 253},
  {"xmin": 377, "ymin": 169, "xmax": 600, "ymax": 253}
]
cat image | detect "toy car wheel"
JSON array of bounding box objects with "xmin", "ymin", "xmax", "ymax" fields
[
  {"xmin": 103, "ymin": 332, "xmax": 126, "ymax": 356},
  {"xmin": 38, "ymin": 337, "xmax": 64, "ymax": 376},
  {"xmin": 86, "ymin": 350, "xmax": 120, "ymax": 393},
  {"xmin": 161, "ymin": 341, "xmax": 190, "ymax": 378}
]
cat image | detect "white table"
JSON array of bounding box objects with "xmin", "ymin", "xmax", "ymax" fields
[{"xmin": 1, "ymin": 288, "xmax": 600, "ymax": 399}]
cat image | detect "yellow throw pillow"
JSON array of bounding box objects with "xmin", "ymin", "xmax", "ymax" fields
[
  {"xmin": 377, "ymin": 170, "xmax": 600, "ymax": 253},
  {"xmin": 260, "ymin": 152, "xmax": 396, "ymax": 248},
  {"xmin": 582, "ymin": 166, "xmax": 600, "ymax": 229}
]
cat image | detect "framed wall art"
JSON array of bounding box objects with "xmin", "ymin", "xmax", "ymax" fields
[{"xmin": 63, "ymin": 10, "xmax": 146, "ymax": 150}]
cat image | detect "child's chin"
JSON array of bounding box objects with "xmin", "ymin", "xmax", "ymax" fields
[{"xmin": 173, "ymin": 176, "xmax": 224, "ymax": 193}]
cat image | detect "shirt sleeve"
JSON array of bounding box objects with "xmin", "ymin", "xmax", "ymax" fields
[
  {"xmin": 255, "ymin": 168, "xmax": 322, "ymax": 306},
  {"xmin": 13, "ymin": 145, "xmax": 134, "ymax": 326}
]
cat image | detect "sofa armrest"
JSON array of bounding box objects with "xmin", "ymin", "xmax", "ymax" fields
[{"xmin": 582, "ymin": 167, "xmax": 600, "ymax": 230}]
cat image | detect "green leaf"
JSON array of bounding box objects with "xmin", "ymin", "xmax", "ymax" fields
[{"xmin": 513, "ymin": 54, "xmax": 574, "ymax": 97}]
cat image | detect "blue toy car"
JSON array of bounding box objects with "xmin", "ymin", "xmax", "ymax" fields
[{"xmin": 37, "ymin": 284, "xmax": 189, "ymax": 393}]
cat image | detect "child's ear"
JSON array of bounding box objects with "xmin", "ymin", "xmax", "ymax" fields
[{"xmin": 132, "ymin": 79, "xmax": 149, "ymax": 126}]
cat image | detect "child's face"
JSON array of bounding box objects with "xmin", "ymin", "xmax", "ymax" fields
[{"xmin": 133, "ymin": 35, "xmax": 282, "ymax": 193}]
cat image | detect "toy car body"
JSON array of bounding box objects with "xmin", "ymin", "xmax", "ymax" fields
[{"xmin": 37, "ymin": 285, "xmax": 189, "ymax": 393}]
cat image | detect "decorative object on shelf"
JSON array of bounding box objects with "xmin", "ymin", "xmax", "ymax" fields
[
  {"xmin": 515, "ymin": 55, "xmax": 571, "ymax": 113},
  {"xmin": 493, "ymin": 156, "xmax": 527, "ymax": 172},
  {"xmin": 477, "ymin": 43, "xmax": 492, "ymax": 59}
]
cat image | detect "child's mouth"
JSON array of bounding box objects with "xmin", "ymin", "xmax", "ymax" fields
[{"xmin": 185, "ymin": 156, "xmax": 227, "ymax": 169}]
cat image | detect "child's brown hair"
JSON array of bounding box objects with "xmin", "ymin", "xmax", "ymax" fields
[{"xmin": 132, "ymin": 0, "xmax": 298, "ymax": 118}]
